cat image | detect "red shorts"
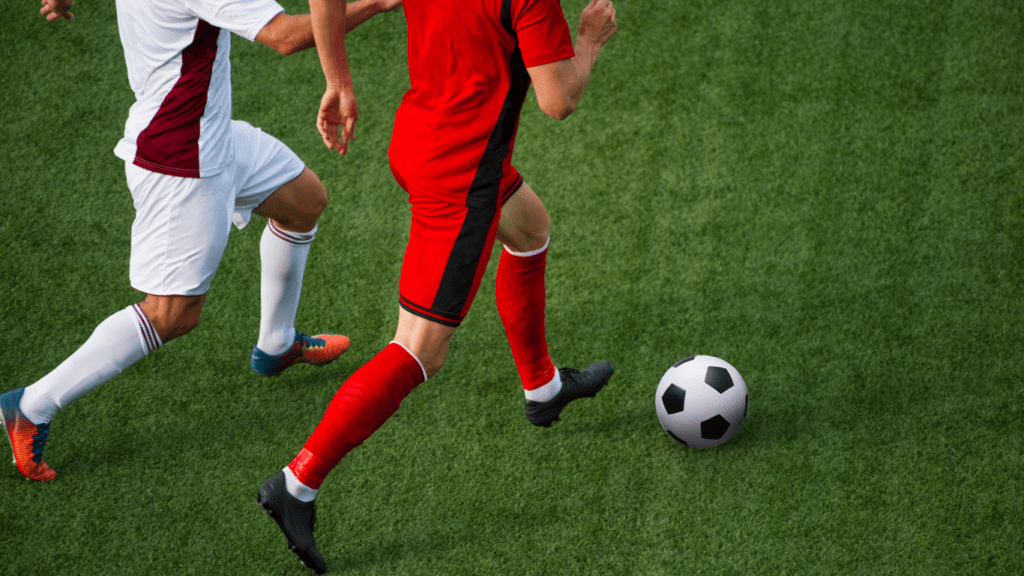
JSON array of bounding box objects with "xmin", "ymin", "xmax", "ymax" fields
[{"xmin": 392, "ymin": 163, "xmax": 523, "ymax": 327}]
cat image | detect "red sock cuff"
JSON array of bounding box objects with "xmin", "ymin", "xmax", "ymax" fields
[{"xmin": 288, "ymin": 448, "xmax": 337, "ymax": 490}]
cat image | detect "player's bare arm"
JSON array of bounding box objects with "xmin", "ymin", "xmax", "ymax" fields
[
  {"xmin": 256, "ymin": 0, "xmax": 402, "ymax": 56},
  {"xmin": 309, "ymin": 0, "xmax": 358, "ymax": 155},
  {"xmin": 41, "ymin": 0, "xmax": 74, "ymax": 21},
  {"xmin": 528, "ymin": 0, "xmax": 616, "ymax": 120}
]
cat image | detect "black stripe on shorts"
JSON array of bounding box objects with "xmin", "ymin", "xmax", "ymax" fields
[{"xmin": 428, "ymin": 19, "xmax": 531, "ymax": 321}]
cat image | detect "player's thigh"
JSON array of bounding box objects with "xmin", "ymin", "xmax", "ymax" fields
[
  {"xmin": 126, "ymin": 163, "xmax": 233, "ymax": 297},
  {"xmin": 230, "ymin": 120, "xmax": 308, "ymax": 231},
  {"xmin": 252, "ymin": 167, "xmax": 326, "ymax": 233},
  {"xmin": 496, "ymin": 182, "xmax": 550, "ymax": 253},
  {"xmin": 398, "ymin": 195, "xmax": 501, "ymax": 327}
]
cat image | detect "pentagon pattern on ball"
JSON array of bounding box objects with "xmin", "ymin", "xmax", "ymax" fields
[
  {"xmin": 662, "ymin": 384, "xmax": 686, "ymax": 415},
  {"xmin": 704, "ymin": 366, "xmax": 734, "ymax": 393},
  {"xmin": 701, "ymin": 414, "xmax": 731, "ymax": 440},
  {"xmin": 655, "ymin": 355, "xmax": 748, "ymax": 449}
]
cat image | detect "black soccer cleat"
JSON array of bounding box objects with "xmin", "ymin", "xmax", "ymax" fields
[
  {"xmin": 257, "ymin": 471, "xmax": 328, "ymax": 574},
  {"xmin": 524, "ymin": 361, "xmax": 614, "ymax": 427}
]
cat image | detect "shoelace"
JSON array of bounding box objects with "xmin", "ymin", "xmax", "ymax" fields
[
  {"xmin": 31, "ymin": 423, "xmax": 50, "ymax": 463},
  {"xmin": 301, "ymin": 335, "xmax": 326, "ymax": 349}
]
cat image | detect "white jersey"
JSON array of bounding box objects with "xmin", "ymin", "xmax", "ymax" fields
[{"xmin": 113, "ymin": 0, "xmax": 284, "ymax": 178}]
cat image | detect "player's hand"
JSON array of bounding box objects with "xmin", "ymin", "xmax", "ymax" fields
[
  {"xmin": 578, "ymin": 0, "xmax": 616, "ymax": 49},
  {"xmin": 378, "ymin": 0, "xmax": 402, "ymax": 13},
  {"xmin": 41, "ymin": 0, "xmax": 74, "ymax": 21},
  {"xmin": 317, "ymin": 86, "xmax": 358, "ymax": 155}
]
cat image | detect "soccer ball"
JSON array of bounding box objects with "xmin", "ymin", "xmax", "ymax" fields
[{"xmin": 655, "ymin": 355, "xmax": 748, "ymax": 448}]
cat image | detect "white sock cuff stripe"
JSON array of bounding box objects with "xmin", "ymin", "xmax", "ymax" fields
[
  {"xmin": 389, "ymin": 341, "xmax": 429, "ymax": 382},
  {"xmin": 268, "ymin": 220, "xmax": 317, "ymax": 246},
  {"xmin": 129, "ymin": 304, "xmax": 163, "ymax": 354},
  {"xmin": 503, "ymin": 237, "xmax": 549, "ymax": 258}
]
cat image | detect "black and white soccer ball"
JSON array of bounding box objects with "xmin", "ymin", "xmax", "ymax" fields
[{"xmin": 655, "ymin": 355, "xmax": 748, "ymax": 448}]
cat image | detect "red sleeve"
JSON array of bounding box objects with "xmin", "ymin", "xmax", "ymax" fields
[{"xmin": 513, "ymin": 0, "xmax": 575, "ymax": 68}]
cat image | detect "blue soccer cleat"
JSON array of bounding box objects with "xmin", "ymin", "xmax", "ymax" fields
[{"xmin": 251, "ymin": 330, "xmax": 350, "ymax": 377}]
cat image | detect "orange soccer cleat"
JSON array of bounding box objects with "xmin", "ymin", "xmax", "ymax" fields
[
  {"xmin": 251, "ymin": 330, "xmax": 351, "ymax": 377},
  {"xmin": 1, "ymin": 387, "xmax": 57, "ymax": 482}
]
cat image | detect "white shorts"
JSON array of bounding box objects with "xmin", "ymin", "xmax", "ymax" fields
[{"xmin": 127, "ymin": 120, "xmax": 305, "ymax": 296}]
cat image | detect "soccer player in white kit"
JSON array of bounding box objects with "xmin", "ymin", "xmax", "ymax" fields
[{"xmin": 1, "ymin": 0, "xmax": 399, "ymax": 482}]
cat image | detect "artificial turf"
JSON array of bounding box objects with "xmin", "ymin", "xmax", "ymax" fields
[{"xmin": 1, "ymin": 0, "xmax": 1021, "ymax": 574}]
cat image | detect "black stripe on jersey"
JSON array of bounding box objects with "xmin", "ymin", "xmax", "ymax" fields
[
  {"xmin": 429, "ymin": 10, "xmax": 531, "ymax": 320},
  {"xmin": 501, "ymin": 0, "xmax": 515, "ymax": 36}
]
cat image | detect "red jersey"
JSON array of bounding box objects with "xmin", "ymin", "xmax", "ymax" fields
[{"xmin": 389, "ymin": 0, "xmax": 575, "ymax": 205}]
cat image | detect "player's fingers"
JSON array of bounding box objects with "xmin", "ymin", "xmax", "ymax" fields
[
  {"xmin": 338, "ymin": 129, "xmax": 348, "ymax": 155},
  {"xmin": 317, "ymin": 116, "xmax": 336, "ymax": 151},
  {"xmin": 327, "ymin": 124, "xmax": 341, "ymax": 151},
  {"xmin": 345, "ymin": 116, "xmax": 356, "ymax": 143}
]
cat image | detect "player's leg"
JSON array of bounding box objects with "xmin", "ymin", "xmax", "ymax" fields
[
  {"xmin": 1, "ymin": 299, "xmax": 171, "ymax": 482},
  {"xmin": 495, "ymin": 182, "xmax": 614, "ymax": 427},
  {"xmin": 495, "ymin": 183, "xmax": 557, "ymax": 397},
  {"xmin": 2, "ymin": 164, "xmax": 227, "ymax": 482},
  {"xmin": 231, "ymin": 122, "xmax": 348, "ymax": 377},
  {"xmin": 257, "ymin": 189, "xmax": 491, "ymax": 572}
]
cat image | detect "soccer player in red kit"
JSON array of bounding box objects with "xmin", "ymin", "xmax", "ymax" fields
[{"xmin": 257, "ymin": 0, "xmax": 618, "ymax": 571}]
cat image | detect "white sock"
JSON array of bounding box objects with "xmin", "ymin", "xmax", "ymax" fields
[
  {"xmin": 20, "ymin": 304, "xmax": 161, "ymax": 425},
  {"xmin": 257, "ymin": 221, "xmax": 315, "ymax": 356},
  {"xmin": 284, "ymin": 466, "xmax": 318, "ymax": 502},
  {"xmin": 524, "ymin": 370, "xmax": 562, "ymax": 403}
]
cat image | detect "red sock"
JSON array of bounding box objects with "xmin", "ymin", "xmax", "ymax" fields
[
  {"xmin": 495, "ymin": 245, "xmax": 557, "ymax": 391},
  {"xmin": 289, "ymin": 343, "xmax": 426, "ymax": 489}
]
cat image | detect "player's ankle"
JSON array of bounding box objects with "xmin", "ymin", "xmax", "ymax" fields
[
  {"xmin": 283, "ymin": 466, "xmax": 318, "ymax": 502},
  {"xmin": 524, "ymin": 370, "xmax": 562, "ymax": 403}
]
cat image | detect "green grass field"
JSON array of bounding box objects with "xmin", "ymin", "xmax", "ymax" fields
[{"xmin": 2, "ymin": 0, "xmax": 1022, "ymax": 574}]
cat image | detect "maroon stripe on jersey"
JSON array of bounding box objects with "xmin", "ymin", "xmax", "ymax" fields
[{"xmin": 133, "ymin": 20, "xmax": 221, "ymax": 178}]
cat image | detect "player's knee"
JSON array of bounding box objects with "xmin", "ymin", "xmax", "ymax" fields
[
  {"xmin": 291, "ymin": 176, "xmax": 327, "ymax": 231},
  {"xmin": 526, "ymin": 213, "xmax": 551, "ymax": 250},
  {"xmin": 147, "ymin": 302, "xmax": 203, "ymax": 342},
  {"xmin": 168, "ymin": 307, "xmax": 202, "ymax": 340},
  {"xmin": 306, "ymin": 177, "xmax": 328, "ymax": 219},
  {"xmin": 148, "ymin": 312, "xmax": 198, "ymax": 342},
  {"xmin": 505, "ymin": 218, "xmax": 550, "ymax": 254}
]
